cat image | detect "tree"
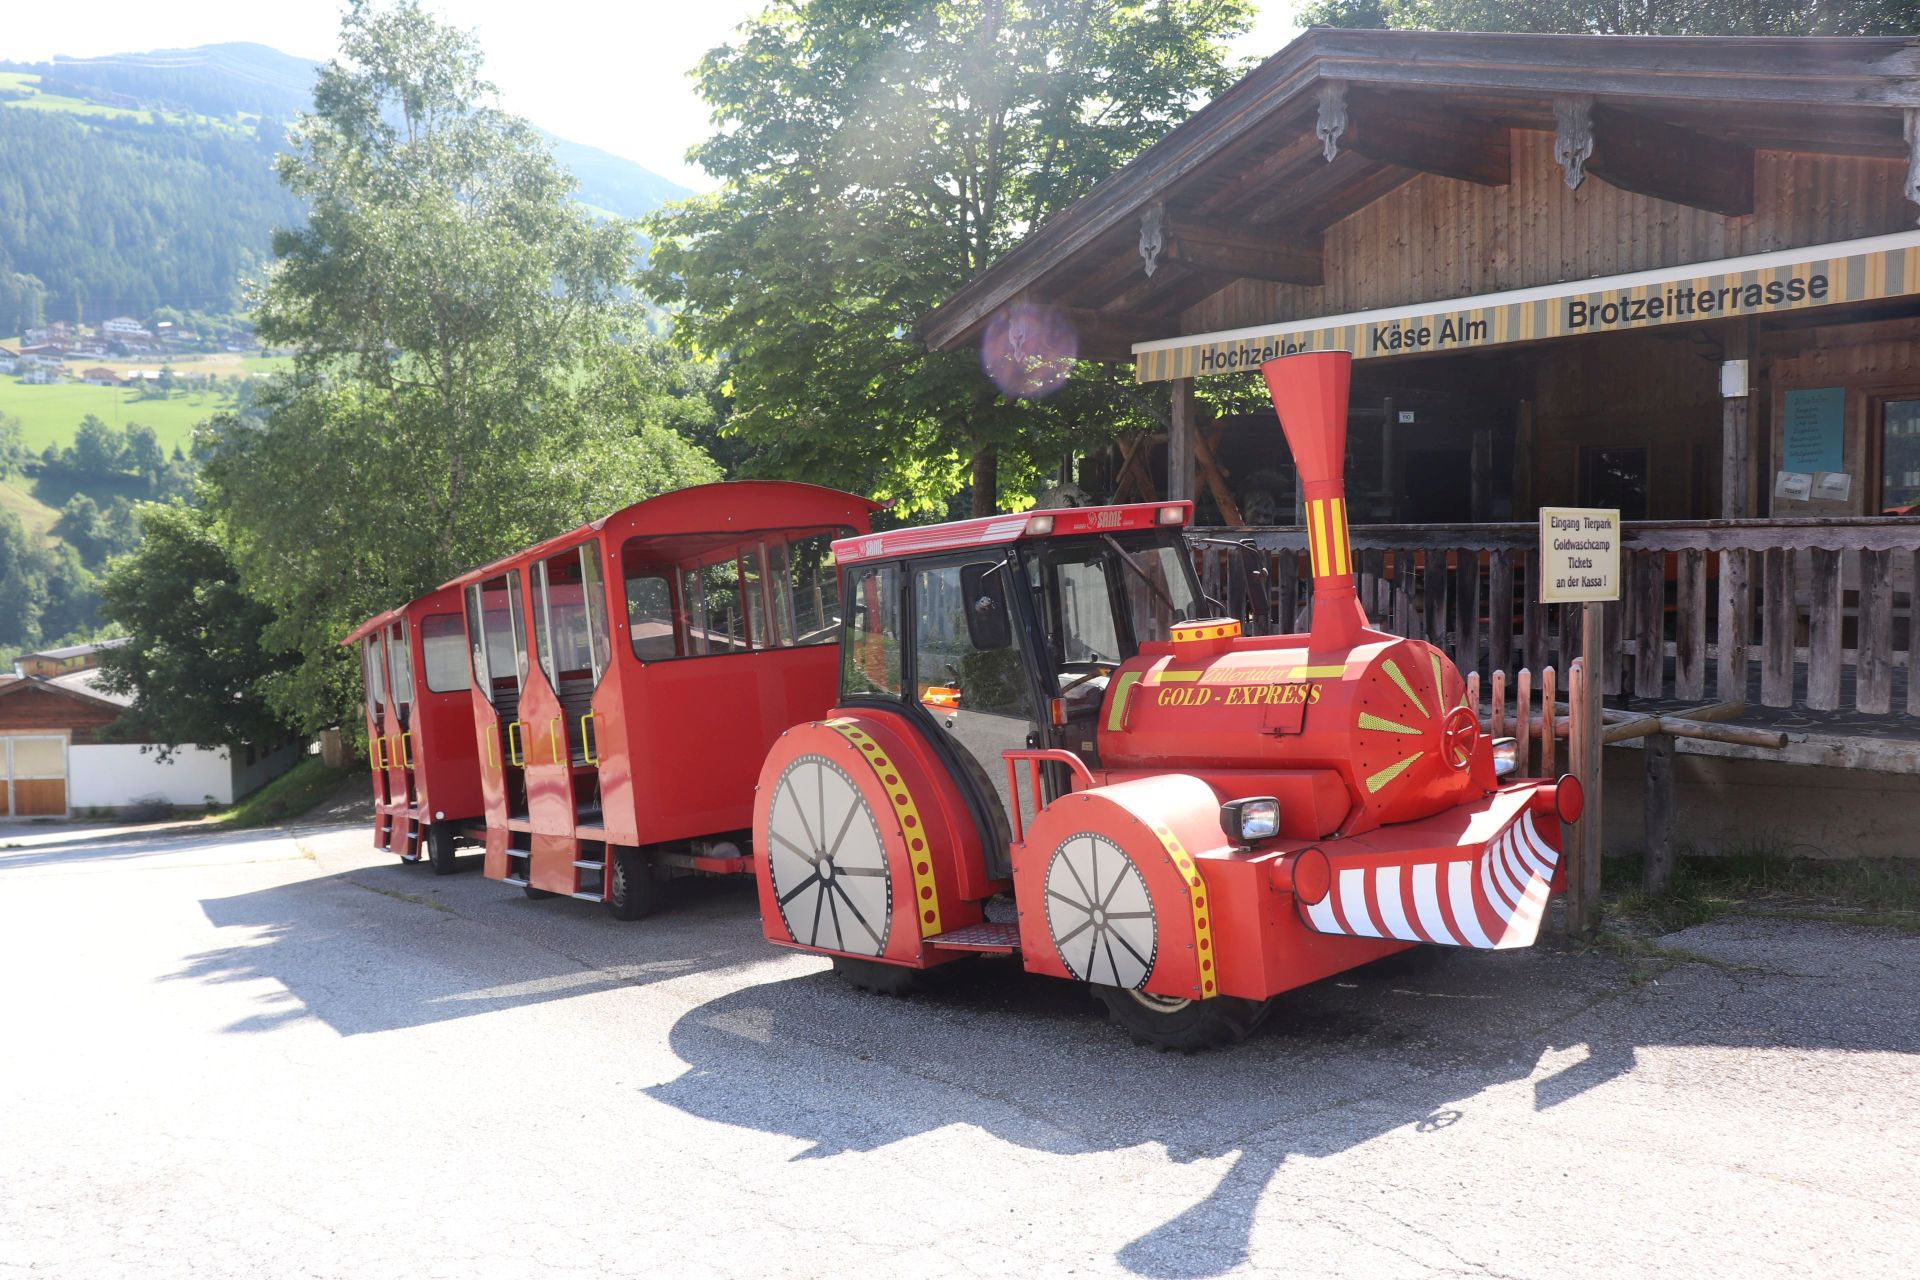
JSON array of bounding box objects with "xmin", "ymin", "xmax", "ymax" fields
[
  {"xmin": 53, "ymin": 494, "xmax": 103, "ymax": 564},
  {"xmin": 646, "ymin": 0, "xmax": 1253, "ymax": 517},
  {"xmin": 0, "ymin": 411, "xmax": 24, "ymax": 478},
  {"xmin": 94, "ymin": 503, "xmax": 290, "ymax": 756},
  {"xmin": 65, "ymin": 415, "xmax": 125, "ymax": 479},
  {"xmin": 205, "ymin": 0, "xmax": 718, "ymax": 734},
  {"xmin": 1296, "ymin": 0, "xmax": 1919, "ymax": 34},
  {"xmin": 125, "ymin": 422, "xmax": 165, "ymax": 491}
]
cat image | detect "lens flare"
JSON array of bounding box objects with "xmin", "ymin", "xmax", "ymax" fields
[{"xmin": 981, "ymin": 302, "xmax": 1077, "ymax": 398}]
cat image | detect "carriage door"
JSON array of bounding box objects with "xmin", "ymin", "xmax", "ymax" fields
[
  {"xmin": 466, "ymin": 572, "xmax": 531, "ymax": 820},
  {"xmin": 533, "ymin": 543, "xmax": 612, "ymax": 825},
  {"xmin": 909, "ymin": 555, "xmax": 1040, "ymax": 878},
  {"xmin": 362, "ymin": 635, "xmax": 388, "ymax": 803},
  {"xmin": 386, "ymin": 619, "xmax": 417, "ymax": 804}
]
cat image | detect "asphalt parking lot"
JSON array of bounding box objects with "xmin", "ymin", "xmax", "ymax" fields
[{"xmin": 2, "ymin": 817, "xmax": 1915, "ymax": 1279}]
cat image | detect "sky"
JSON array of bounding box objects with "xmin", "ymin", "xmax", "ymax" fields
[{"xmin": 3, "ymin": 1, "xmax": 1303, "ymax": 191}]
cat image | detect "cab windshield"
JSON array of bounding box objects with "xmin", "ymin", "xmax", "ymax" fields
[{"xmin": 1020, "ymin": 533, "xmax": 1201, "ymax": 674}]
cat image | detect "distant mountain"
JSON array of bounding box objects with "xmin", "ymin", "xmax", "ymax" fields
[{"xmin": 0, "ymin": 42, "xmax": 691, "ymax": 329}]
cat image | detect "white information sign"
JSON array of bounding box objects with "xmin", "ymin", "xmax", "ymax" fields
[{"xmin": 1538, "ymin": 507, "xmax": 1621, "ymax": 603}]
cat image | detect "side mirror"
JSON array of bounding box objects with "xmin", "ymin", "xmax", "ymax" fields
[{"xmin": 959, "ymin": 562, "xmax": 1013, "ymax": 651}]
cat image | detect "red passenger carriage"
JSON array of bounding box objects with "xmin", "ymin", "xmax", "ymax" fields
[
  {"xmin": 344, "ymin": 584, "xmax": 485, "ymax": 873},
  {"xmin": 752, "ymin": 354, "xmax": 1580, "ymax": 1048},
  {"xmin": 444, "ymin": 482, "xmax": 881, "ymax": 917}
]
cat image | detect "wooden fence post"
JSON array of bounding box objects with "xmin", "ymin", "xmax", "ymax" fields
[
  {"xmin": 1642, "ymin": 732, "xmax": 1676, "ymax": 894},
  {"xmin": 1567, "ymin": 602, "xmax": 1606, "ymax": 935}
]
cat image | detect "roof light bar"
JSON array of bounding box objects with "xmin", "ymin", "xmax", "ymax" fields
[
  {"xmin": 1156, "ymin": 505, "xmax": 1186, "ymax": 526},
  {"xmin": 1024, "ymin": 515, "xmax": 1056, "ymax": 536}
]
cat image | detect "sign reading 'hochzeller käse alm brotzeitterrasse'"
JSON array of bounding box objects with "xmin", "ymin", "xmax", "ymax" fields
[{"xmin": 1132, "ymin": 230, "xmax": 1920, "ymax": 383}]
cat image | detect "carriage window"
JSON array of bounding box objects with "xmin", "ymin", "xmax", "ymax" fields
[
  {"xmin": 467, "ymin": 574, "xmax": 527, "ymax": 691},
  {"xmin": 912, "ymin": 559, "xmax": 1030, "ymax": 718},
  {"xmin": 788, "ymin": 532, "xmax": 842, "ymax": 645},
  {"xmin": 579, "ymin": 543, "xmax": 613, "ymax": 678},
  {"xmin": 698, "ymin": 559, "xmax": 746, "ymax": 653},
  {"xmin": 742, "ymin": 545, "xmax": 772, "ymax": 647},
  {"xmin": 363, "ymin": 636, "xmax": 386, "ymax": 714},
  {"xmin": 840, "ymin": 563, "xmax": 904, "ymax": 699},
  {"xmin": 627, "ymin": 572, "xmax": 677, "ymax": 661},
  {"xmin": 533, "ymin": 545, "xmax": 607, "ymax": 687},
  {"xmin": 386, "ymin": 621, "xmax": 415, "ymax": 706},
  {"xmin": 420, "ymin": 614, "xmax": 470, "ymax": 693}
]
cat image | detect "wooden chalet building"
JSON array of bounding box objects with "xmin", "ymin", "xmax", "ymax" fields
[{"xmin": 925, "ymin": 30, "xmax": 1920, "ymax": 858}]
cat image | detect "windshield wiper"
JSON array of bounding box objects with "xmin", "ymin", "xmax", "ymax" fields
[{"xmin": 1101, "ymin": 534, "xmax": 1182, "ymax": 620}]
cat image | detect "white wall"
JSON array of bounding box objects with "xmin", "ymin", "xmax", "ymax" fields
[
  {"xmin": 231, "ymin": 741, "xmax": 302, "ymax": 800},
  {"xmin": 68, "ymin": 743, "xmax": 238, "ymax": 810}
]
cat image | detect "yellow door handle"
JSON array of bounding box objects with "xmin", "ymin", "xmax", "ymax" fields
[
  {"xmin": 580, "ymin": 711, "xmax": 597, "ymax": 766},
  {"xmin": 401, "ymin": 732, "xmax": 414, "ymax": 768},
  {"xmin": 549, "ymin": 716, "xmax": 563, "ymax": 764},
  {"xmin": 507, "ymin": 720, "xmax": 525, "ymax": 766},
  {"xmin": 485, "ymin": 727, "xmax": 497, "ymax": 769},
  {"xmin": 371, "ymin": 736, "xmax": 386, "ymax": 768}
]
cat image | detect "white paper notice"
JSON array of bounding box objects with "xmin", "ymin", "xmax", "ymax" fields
[
  {"xmin": 1813, "ymin": 472, "xmax": 1852, "ymax": 501},
  {"xmin": 1775, "ymin": 471, "xmax": 1813, "ymax": 501}
]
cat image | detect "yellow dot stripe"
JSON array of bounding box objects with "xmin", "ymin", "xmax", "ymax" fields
[
  {"xmin": 1381, "ymin": 658, "xmax": 1428, "ymax": 717},
  {"xmin": 1172, "ymin": 620, "xmax": 1241, "ymax": 643},
  {"xmin": 1307, "ymin": 498, "xmax": 1351, "ymax": 578},
  {"xmin": 825, "ymin": 718, "xmax": 941, "ymax": 937},
  {"xmin": 1357, "ymin": 712, "xmax": 1421, "ymax": 735},
  {"xmin": 1365, "ymin": 751, "xmax": 1425, "ymax": 794},
  {"xmin": 1148, "ymin": 821, "xmax": 1217, "ymax": 1000}
]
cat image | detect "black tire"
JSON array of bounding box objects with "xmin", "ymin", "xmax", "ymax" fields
[
  {"xmin": 1235, "ymin": 471, "xmax": 1291, "ymax": 527},
  {"xmin": 1093, "ymin": 986, "xmax": 1271, "ymax": 1052},
  {"xmin": 523, "ymin": 885, "xmax": 557, "ymax": 900},
  {"xmin": 427, "ymin": 823, "xmax": 462, "ymax": 876},
  {"xmin": 605, "ymin": 847, "xmax": 659, "ymax": 922},
  {"xmin": 832, "ymin": 955, "xmax": 922, "ymax": 996}
]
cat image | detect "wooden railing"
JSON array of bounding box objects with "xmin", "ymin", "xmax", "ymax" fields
[{"xmin": 1193, "ymin": 517, "xmax": 1920, "ymax": 718}]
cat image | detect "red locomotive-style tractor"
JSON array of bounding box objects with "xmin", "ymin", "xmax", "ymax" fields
[{"xmin": 752, "ymin": 352, "xmax": 1581, "ymax": 1048}]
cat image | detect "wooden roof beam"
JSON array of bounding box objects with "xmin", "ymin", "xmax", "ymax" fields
[
  {"xmin": 1337, "ymin": 87, "xmax": 1512, "ymax": 187},
  {"xmin": 1583, "ymin": 101, "xmax": 1756, "ymax": 217},
  {"xmin": 1160, "ymin": 208, "xmax": 1325, "ymax": 285}
]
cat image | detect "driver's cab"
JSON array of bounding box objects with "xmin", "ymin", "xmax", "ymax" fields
[{"xmin": 833, "ymin": 504, "xmax": 1208, "ymax": 880}]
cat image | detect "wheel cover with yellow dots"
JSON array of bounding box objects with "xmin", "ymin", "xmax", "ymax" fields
[
  {"xmin": 1044, "ymin": 834, "xmax": 1158, "ymax": 989},
  {"xmin": 765, "ymin": 754, "xmax": 893, "ymax": 956}
]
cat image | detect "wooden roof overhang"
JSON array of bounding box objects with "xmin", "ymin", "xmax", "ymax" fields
[{"xmin": 921, "ymin": 29, "xmax": 1920, "ymax": 363}]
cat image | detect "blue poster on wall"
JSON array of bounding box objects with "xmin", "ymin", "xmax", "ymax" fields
[{"xmin": 1782, "ymin": 387, "xmax": 1845, "ymax": 474}]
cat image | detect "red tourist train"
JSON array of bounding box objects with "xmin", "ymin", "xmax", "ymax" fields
[
  {"xmin": 343, "ymin": 584, "xmax": 485, "ymax": 872},
  {"xmin": 750, "ymin": 353, "xmax": 1579, "ymax": 1048},
  {"xmin": 439, "ymin": 482, "xmax": 881, "ymax": 916},
  {"xmin": 346, "ymin": 355, "xmax": 1576, "ymax": 1048}
]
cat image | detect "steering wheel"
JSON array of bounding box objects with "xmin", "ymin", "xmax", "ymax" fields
[{"xmin": 1059, "ymin": 667, "xmax": 1114, "ymax": 696}]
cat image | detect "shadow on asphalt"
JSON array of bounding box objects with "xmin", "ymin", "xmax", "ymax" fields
[
  {"xmin": 173, "ymin": 861, "xmax": 771, "ymax": 1037},
  {"xmin": 645, "ymin": 931, "xmax": 1920, "ymax": 1279}
]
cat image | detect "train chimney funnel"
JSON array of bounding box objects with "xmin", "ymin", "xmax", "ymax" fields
[{"xmin": 1262, "ymin": 352, "xmax": 1369, "ymax": 652}]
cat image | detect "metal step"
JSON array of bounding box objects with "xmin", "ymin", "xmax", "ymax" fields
[
  {"xmin": 502, "ymin": 875, "xmax": 530, "ymax": 888},
  {"xmin": 573, "ymin": 860, "xmax": 606, "ymax": 871},
  {"xmin": 925, "ymin": 921, "xmax": 1021, "ymax": 954},
  {"xmin": 570, "ymin": 891, "xmax": 605, "ymax": 903}
]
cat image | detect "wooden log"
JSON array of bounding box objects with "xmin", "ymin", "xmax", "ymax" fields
[
  {"xmin": 1603, "ymin": 714, "xmax": 1665, "ymax": 745},
  {"xmin": 1423, "ymin": 554, "xmax": 1447, "ymax": 648},
  {"xmin": 1806, "ymin": 546, "xmax": 1844, "ymax": 712},
  {"xmin": 1515, "ymin": 668, "xmax": 1532, "ymax": 777},
  {"xmin": 1491, "ymin": 668, "xmax": 1507, "ymax": 738},
  {"xmin": 1760, "ymin": 547, "xmax": 1794, "ymax": 707},
  {"xmin": 1675, "ymin": 547, "xmax": 1707, "ymax": 700},
  {"xmin": 1857, "ymin": 548, "xmax": 1895, "ymax": 714},
  {"xmin": 1715, "ymin": 547, "xmax": 1752, "ymax": 702},
  {"xmin": 1454, "ymin": 548, "xmax": 1481, "ymax": 679},
  {"xmin": 1524, "ymin": 554, "xmax": 1548, "ymax": 678},
  {"xmin": 1576, "ymin": 610, "xmax": 1605, "ymax": 935},
  {"xmin": 1540, "ymin": 664, "xmax": 1557, "ymax": 777},
  {"xmin": 1642, "ymin": 733, "xmax": 1676, "ymax": 895},
  {"xmin": 1633, "ymin": 549, "xmax": 1666, "ymax": 699},
  {"xmin": 1660, "ymin": 719, "xmax": 1788, "ymax": 749},
  {"xmin": 1487, "ymin": 547, "xmax": 1514, "ymax": 679},
  {"xmin": 1168, "ymin": 377, "xmax": 1197, "ymax": 503}
]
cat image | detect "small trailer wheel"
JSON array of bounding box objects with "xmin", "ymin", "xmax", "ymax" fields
[
  {"xmin": 523, "ymin": 886, "xmax": 558, "ymax": 900},
  {"xmin": 832, "ymin": 956, "xmax": 922, "ymax": 996},
  {"xmin": 1093, "ymin": 986, "xmax": 1271, "ymax": 1052},
  {"xmin": 605, "ymin": 848, "xmax": 659, "ymax": 922},
  {"xmin": 426, "ymin": 824, "xmax": 462, "ymax": 876}
]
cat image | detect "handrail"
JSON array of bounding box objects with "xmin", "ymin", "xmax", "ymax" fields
[
  {"xmin": 371, "ymin": 735, "xmax": 387, "ymax": 769},
  {"xmin": 1001, "ymin": 749, "xmax": 1098, "ymax": 845},
  {"xmin": 549, "ymin": 716, "xmax": 563, "ymax": 764},
  {"xmin": 580, "ymin": 711, "xmax": 598, "ymax": 766},
  {"xmin": 400, "ymin": 732, "xmax": 414, "ymax": 769},
  {"xmin": 506, "ymin": 720, "xmax": 525, "ymax": 767}
]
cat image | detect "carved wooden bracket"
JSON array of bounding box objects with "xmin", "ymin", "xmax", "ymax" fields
[
  {"xmin": 1906, "ymin": 108, "xmax": 1920, "ymax": 224},
  {"xmin": 1317, "ymin": 81, "xmax": 1348, "ymax": 163},
  {"xmin": 1555, "ymin": 95, "xmax": 1594, "ymax": 191},
  {"xmin": 1139, "ymin": 202, "xmax": 1165, "ymax": 277}
]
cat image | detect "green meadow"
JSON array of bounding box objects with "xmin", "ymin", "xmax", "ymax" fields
[{"xmin": 0, "ymin": 380, "xmax": 235, "ymax": 454}]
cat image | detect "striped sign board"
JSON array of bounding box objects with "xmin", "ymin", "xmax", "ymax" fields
[{"xmin": 1132, "ymin": 229, "xmax": 1920, "ymax": 384}]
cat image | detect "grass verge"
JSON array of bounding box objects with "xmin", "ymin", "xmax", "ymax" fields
[
  {"xmin": 207, "ymin": 757, "xmax": 357, "ymax": 831},
  {"xmin": 1600, "ymin": 848, "xmax": 1920, "ymax": 936}
]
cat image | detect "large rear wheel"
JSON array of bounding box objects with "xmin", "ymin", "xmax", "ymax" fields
[
  {"xmin": 1092, "ymin": 986, "xmax": 1271, "ymax": 1052},
  {"xmin": 427, "ymin": 823, "xmax": 462, "ymax": 876},
  {"xmin": 605, "ymin": 847, "xmax": 658, "ymax": 921}
]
